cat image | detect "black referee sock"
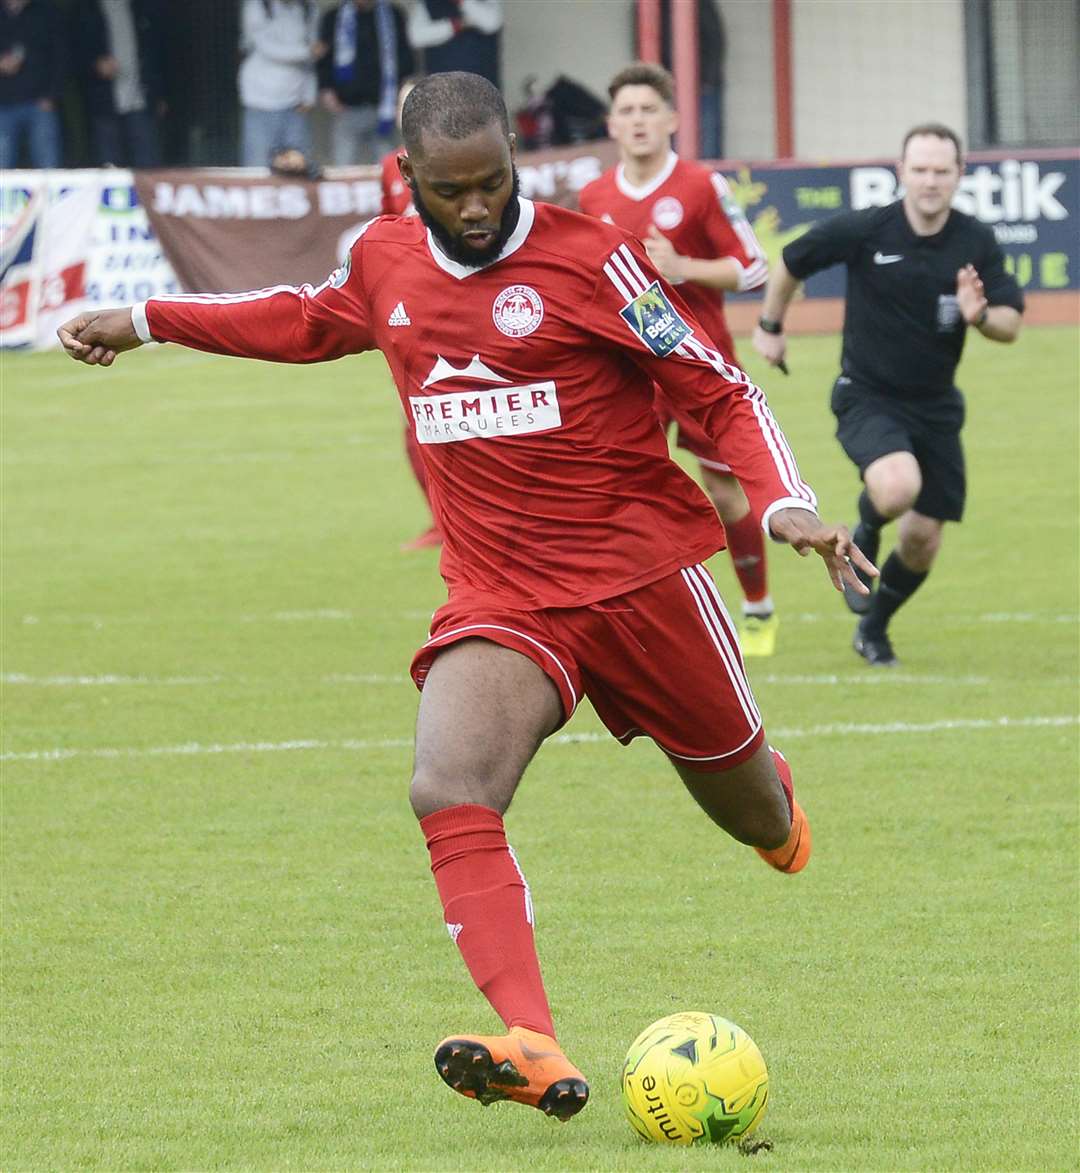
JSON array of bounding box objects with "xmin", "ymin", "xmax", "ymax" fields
[
  {"xmin": 853, "ymin": 485, "xmax": 891, "ymax": 558},
  {"xmin": 853, "ymin": 490, "xmax": 888, "ymax": 572},
  {"xmin": 864, "ymin": 551, "xmax": 928, "ymax": 635},
  {"xmin": 858, "ymin": 489, "xmax": 888, "ymax": 532}
]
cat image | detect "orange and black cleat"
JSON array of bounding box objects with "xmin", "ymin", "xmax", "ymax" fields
[
  {"xmin": 434, "ymin": 1027, "xmax": 589, "ymax": 1120},
  {"xmin": 755, "ymin": 798, "xmax": 812, "ymax": 874}
]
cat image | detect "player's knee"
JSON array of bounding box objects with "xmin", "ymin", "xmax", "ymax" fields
[
  {"xmin": 705, "ymin": 476, "xmax": 747, "ymax": 521},
  {"xmin": 874, "ymin": 480, "xmax": 919, "ymax": 518},
  {"xmin": 409, "ymin": 762, "xmax": 516, "ymax": 820},
  {"xmin": 409, "ymin": 766, "xmax": 460, "ymax": 820}
]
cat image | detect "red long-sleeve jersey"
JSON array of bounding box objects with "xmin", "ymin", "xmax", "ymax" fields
[
  {"xmin": 578, "ymin": 152, "xmax": 767, "ymax": 361},
  {"xmin": 134, "ymin": 198, "xmax": 815, "ymax": 609}
]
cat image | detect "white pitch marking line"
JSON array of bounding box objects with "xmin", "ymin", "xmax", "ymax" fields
[
  {"xmin": 1, "ymin": 673, "xmax": 222, "ymax": 687},
  {"xmin": 3, "ymin": 673, "xmax": 408, "ymax": 687},
  {"xmin": 16, "ymin": 610, "xmax": 1079, "ymax": 629},
  {"xmin": 2, "ymin": 715, "xmax": 1076, "ymax": 765},
  {"xmin": 3, "ymin": 671, "xmax": 1020, "ymax": 690},
  {"xmin": 752, "ymin": 673, "xmax": 992, "ymax": 686}
]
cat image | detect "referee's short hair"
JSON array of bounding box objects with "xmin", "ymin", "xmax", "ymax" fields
[
  {"xmin": 401, "ymin": 72, "xmax": 510, "ymax": 159},
  {"xmin": 608, "ymin": 62, "xmax": 675, "ymax": 107},
  {"xmin": 901, "ymin": 123, "xmax": 964, "ymax": 164}
]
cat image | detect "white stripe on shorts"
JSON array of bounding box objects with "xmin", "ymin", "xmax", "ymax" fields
[
  {"xmin": 420, "ymin": 623, "xmax": 579, "ymax": 715},
  {"xmin": 679, "ymin": 564, "xmax": 761, "ymax": 733}
]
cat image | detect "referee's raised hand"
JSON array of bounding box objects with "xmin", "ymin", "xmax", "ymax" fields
[{"xmin": 767, "ymin": 506, "xmax": 879, "ymax": 596}]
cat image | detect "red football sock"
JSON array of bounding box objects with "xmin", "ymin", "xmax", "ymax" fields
[
  {"xmin": 421, "ymin": 803, "xmax": 556, "ymax": 1039},
  {"xmin": 770, "ymin": 746, "xmax": 794, "ymax": 818},
  {"xmin": 725, "ymin": 510, "xmax": 769, "ymax": 604}
]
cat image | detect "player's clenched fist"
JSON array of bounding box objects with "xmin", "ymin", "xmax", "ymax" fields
[{"xmin": 57, "ymin": 308, "xmax": 141, "ymax": 366}]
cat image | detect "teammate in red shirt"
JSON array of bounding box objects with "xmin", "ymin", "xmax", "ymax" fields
[
  {"xmin": 580, "ymin": 63, "xmax": 779, "ymax": 656},
  {"xmin": 58, "ymin": 72, "xmax": 874, "ymax": 1124}
]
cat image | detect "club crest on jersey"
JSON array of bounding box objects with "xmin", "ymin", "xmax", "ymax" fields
[
  {"xmin": 619, "ymin": 281, "xmax": 693, "ymax": 357},
  {"xmin": 652, "ymin": 196, "xmax": 684, "ymax": 230},
  {"xmin": 492, "ymin": 284, "xmax": 544, "ymax": 337}
]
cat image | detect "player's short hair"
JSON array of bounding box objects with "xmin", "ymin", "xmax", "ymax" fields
[
  {"xmin": 607, "ymin": 62, "xmax": 675, "ymax": 107},
  {"xmin": 901, "ymin": 123, "xmax": 964, "ymax": 165},
  {"xmin": 401, "ymin": 72, "xmax": 510, "ymax": 158}
]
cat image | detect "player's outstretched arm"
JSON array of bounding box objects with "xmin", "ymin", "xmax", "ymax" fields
[
  {"xmin": 57, "ymin": 309, "xmax": 142, "ymax": 367},
  {"xmin": 767, "ymin": 506, "xmax": 879, "ymax": 595}
]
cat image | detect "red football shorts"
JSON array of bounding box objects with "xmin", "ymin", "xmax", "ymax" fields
[{"xmin": 411, "ymin": 563, "xmax": 764, "ymax": 771}]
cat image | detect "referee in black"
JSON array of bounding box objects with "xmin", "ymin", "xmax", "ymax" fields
[{"xmin": 752, "ymin": 123, "xmax": 1024, "ymax": 667}]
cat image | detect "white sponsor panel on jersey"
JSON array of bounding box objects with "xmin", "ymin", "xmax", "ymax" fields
[{"xmin": 409, "ymin": 381, "xmax": 560, "ymax": 444}]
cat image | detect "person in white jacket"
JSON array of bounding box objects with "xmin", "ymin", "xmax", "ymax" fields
[{"xmin": 239, "ymin": 0, "xmax": 322, "ymax": 167}]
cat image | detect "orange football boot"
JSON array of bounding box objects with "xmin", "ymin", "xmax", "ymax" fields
[
  {"xmin": 755, "ymin": 798, "xmax": 812, "ymax": 874},
  {"xmin": 434, "ymin": 1026, "xmax": 589, "ymax": 1120}
]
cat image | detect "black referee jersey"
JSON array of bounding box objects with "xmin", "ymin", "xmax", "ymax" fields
[{"xmin": 782, "ymin": 202, "xmax": 1024, "ymax": 398}]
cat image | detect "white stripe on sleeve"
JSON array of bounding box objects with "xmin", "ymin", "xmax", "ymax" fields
[{"xmin": 130, "ymin": 302, "xmax": 154, "ymax": 343}]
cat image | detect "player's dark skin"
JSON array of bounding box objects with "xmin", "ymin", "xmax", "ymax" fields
[{"xmin": 56, "ymin": 118, "xmax": 877, "ymax": 850}]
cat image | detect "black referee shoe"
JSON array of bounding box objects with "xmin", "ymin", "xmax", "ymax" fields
[
  {"xmin": 853, "ymin": 619, "xmax": 899, "ymax": 668},
  {"xmin": 842, "ymin": 524, "xmax": 877, "ymax": 615}
]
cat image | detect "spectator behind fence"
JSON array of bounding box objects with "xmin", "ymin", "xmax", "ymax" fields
[
  {"xmin": 75, "ymin": 0, "xmax": 167, "ymax": 168},
  {"xmin": 0, "ymin": 0, "xmax": 63, "ymax": 169},
  {"xmin": 407, "ymin": 1, "xmax": 501, "ymax": 89},
  {"xmin": 239, "ymin": 0, "xmax": 320, "ymax": 167},
  {"xmin": 317, "ymin": 0, "xmax": 412, "ymax": 166}
]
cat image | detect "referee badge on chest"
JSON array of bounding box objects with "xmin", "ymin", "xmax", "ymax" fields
[{"xmin": 936, "ymin": 293, "xmax": 962, "ymax": 332}]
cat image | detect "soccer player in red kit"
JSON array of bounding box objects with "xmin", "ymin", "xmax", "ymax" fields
[
  {"xmin": 58, "ymin": 73, "xmax": 874, "ymax": 1124},
  {"xmin": 579, "ymin": 63, "xmax": 778, "ymax": 656}
]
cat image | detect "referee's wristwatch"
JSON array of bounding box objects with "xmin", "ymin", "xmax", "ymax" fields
[
  {"xmin": 758, "ymin": 317, "xmax": 784, "ymax": 335},
  {"xmin": 972, "ymin": 307, "xmax": 989, "ymax": 328}
]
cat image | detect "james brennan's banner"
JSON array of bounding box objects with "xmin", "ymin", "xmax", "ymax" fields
[{"xmin": 131, "ymin": 144, "xmax": 619, "ymax": 294}]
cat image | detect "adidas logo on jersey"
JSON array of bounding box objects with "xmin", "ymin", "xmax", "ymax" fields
[{"xmin": 388, "ymin": 301, "xmax": 411, "ymax": 326}]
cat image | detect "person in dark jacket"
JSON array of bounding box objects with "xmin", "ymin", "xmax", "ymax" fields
[
  {"xmin": 317, "ymin": 0, "xmax": 412, "ymax": 165},
  {"xmin": 75, "ymin": 0, "xmax": 167, "ymax": 168},
  {"xmin": 0, "ymin": 0, "xmax": 64, "ymax": 169},
  {"xmin": 407, "ymin": 0, "xmax": 501, "ymax": 89}
]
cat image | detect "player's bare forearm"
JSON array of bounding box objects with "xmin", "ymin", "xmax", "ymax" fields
[
  {"xmin": 767, "ymin": 506, "xmax": 879, "ymax": 595},
  {"xmin": 678, "ymin": 256, "xmax": 743, "ymax": 292},
  {"xmin": 57, "ymin": 308, "xmax": 142, "ymax": 366}
]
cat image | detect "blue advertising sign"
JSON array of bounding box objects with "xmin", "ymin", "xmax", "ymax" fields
[{"xmin": 718, "ymin": 151, "xmax": 1079, "ymax": 298}]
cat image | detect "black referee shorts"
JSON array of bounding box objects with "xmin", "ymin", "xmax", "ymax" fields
[{"xmin": 830, "ymin": 376, "xmax": 966, "ymax": 522}]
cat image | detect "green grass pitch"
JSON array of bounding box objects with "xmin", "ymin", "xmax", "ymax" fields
[{"xmin": 2, "ymin": 325, "xmax": 1077, "ymax": 1171}]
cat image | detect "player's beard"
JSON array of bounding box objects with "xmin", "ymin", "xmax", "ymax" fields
[{"xmin": 411, "ymin": 168, "xmax": 522, "ymax": 268}]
